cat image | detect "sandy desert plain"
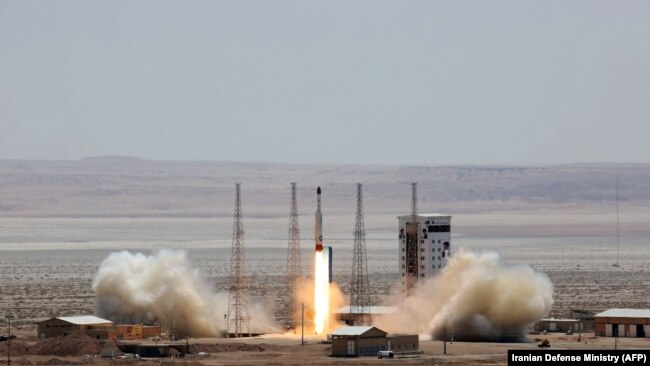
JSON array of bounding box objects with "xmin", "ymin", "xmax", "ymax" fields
[{"xmin": 1, "ymin": 158, "xmax": 650, "ymax": 364}]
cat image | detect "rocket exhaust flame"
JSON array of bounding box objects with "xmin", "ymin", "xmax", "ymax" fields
[
  {"xmin": 314, "ymin": 251, "xmax": 329, "ymax": 334},
  {"xmin": 313, "ymin": 186, "xmax": 329, "ymax": 334}
]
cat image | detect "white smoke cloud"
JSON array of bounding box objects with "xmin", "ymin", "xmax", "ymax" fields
[
  {"xmin": 375, "ymin": 249, "xmax": 553, "ymax": 341},
  {"xmin": 92, "ymin": 249, "xmax": 278, "ymax": 337}
]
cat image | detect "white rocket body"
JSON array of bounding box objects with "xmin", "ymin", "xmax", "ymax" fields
[{"xmin": 315, "ymin": 186, "xmax": 323, "ymax": 252}]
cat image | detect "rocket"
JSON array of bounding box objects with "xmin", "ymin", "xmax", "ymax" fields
[{"xmin": 315, "ymin": 186, "xmax": 323, "ymax": 252}]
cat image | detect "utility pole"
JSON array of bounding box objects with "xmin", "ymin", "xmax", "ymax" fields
[
  {"xmin": 349, "ymin": 183, "xmax": 371, "ymax": 325},
  {"xmin": 615, "ymin": 175, "xmax": 621, "ymax": 267},
  {"xmin": 577, "ymin": 315, "xmax": 581, "ymax": 342},
  {"xmin": 283, "ymin": 183, "xmax": 302, "ymax": 329},
  {"xmin": 301, "ymin": 303, "xmax": 305, "ymax": 346},
  {"xmin": 443, "ymin": 325, "xmax": 447, "ymax": 355},
  {"xmin": 6, "ymin": 315, "xmax": 14, "ymax": 366},
  {"xmin": 226, "ymin": 183, "xmax": 251, "ymax": 338}
]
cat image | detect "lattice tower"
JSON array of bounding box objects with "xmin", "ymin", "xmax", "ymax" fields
[
  {"xmin": 349, "ymin": 183, "xmax": 372, "ymax": 325},
  {"xmin": 226, "ymin": 183, "xmax": 251, "ymax": 337},
  {"xmin": 405, "ymin": 182, "xmax": 419, "ymax": 295},
  {"xmin": 281, "ymin": 182, "xmax": 302, "ymax": 328}
]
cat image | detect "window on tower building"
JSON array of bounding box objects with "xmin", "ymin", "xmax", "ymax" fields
[
  {"xmin": 442, "ymin": 252, "xmax": 445, "ymax": 258},
  {"xmin": 428, "ymin": 225, "xmax": 451, "ymax": 233}
]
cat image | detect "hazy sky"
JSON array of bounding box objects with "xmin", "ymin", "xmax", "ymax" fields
[{"xmin": 1, "ymin": 1, "xmax": 648, "ymax": 165}]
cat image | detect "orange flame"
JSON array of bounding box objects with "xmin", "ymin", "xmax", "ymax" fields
[{"xmin": 313, "ymin": 251, "xmax": 329, "ymax": 334}]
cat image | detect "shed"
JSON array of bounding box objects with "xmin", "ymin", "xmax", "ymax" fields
[
  {"xmin": 594, "ymin": 309, "xmax": 650, "ymax": 338},
  {"xmin": 330, "ymin": 326, "xmax": 388, "ymax": 357},
  {"xmin": 37, "ymin": 316, "xmax": 114, "ymax": 339}
]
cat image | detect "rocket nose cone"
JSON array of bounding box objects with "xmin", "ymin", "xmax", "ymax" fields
[{"xmin": 317, "ymin": 187, "xmax": 321, "ymax": 195}]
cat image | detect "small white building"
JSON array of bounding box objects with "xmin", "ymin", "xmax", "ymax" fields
[
  {"xmin": 398, "ymin": 214, "xmax": 451, "ymax": 293},
  {"xmin": 595, "ymin": 309, "xmax": 650, "ymax": 338}
]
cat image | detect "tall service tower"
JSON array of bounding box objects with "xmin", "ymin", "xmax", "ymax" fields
[
  {"xmin": 398, "ymin": 214, "xmax": 452, "ymax": 293},
  {"xmin": 398, "ymin": 184, "xmax": 451, "ymax": 294}
]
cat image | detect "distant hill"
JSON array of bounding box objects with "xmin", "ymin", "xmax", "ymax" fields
[{"xmin": 0, "ymin": 158, "xmax": 648, "ymax": 217}]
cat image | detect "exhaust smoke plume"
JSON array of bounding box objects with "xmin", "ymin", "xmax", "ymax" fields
[
  {"xmin": 375, "ymin": 249, "xmax": 553, "ymax": 342},
  {"xmin": 92, "ymin": 249, "xmax": 277, "ymax": 337}
]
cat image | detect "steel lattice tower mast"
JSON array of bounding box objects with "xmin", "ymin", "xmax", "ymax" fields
[
  {"xmin": 349, "ymin": 183, "xmax": 371, "ymax": 325},
  {"xmin": 405, "ymin": 182, "xmax": 419, "ymax": 294},
  {"xmin": 283, "ymin": 182, "xmax": 302, "ymax": 328},
  {"xmin": 227, "ymin": 183, "xmax": 251, "ymax": 338}
]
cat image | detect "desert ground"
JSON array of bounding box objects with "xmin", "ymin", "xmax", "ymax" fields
[
  {"xmin": 1, "ymin": 159, "xmax": 649, "ymax": 364},
  {"xmin": 1, "ymin": 215, "xmax": 649, "ymax": 323},
  {"xmin": 2, "ymin": 325, "xmax": 650, "ymax": 365}
]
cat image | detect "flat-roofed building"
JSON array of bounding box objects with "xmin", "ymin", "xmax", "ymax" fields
[
  {"xmin": 115, "ymin": 324, "xmax": 162, "ymax": 340},
  {"xmin": 594, "ymin": 309, "xmax": 650, "ymax": 337},
  {"xmin": 37, "ymin": 315, "xmax": 114, "ymax": 339},
  {"xmin": 534, "ymin": 318, "xmax": 594, "ymax": 333},
  {"xmin": 334, "ymin": 305, "xmax": 396, "ymax": 325},
  {"xmin": 142, "ymin": 325, "xmax": 162, "ymax": 338},
  {"xmin": 37, "ymin": 315, "xmax": 161, "ymax": 340},
  {"xmin": 386, "ymin": 334, "xmax": 419, "ymax": 354}
]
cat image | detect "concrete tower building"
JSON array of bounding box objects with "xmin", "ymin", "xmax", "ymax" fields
[{"xmin": 398, "ymin": 214, "xmax": 452, "ymax": 292}]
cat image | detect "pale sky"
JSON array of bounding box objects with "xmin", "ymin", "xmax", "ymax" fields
[{"xmin": 1, "ymin": 0, "xmax": 648, "ymax": 165}]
